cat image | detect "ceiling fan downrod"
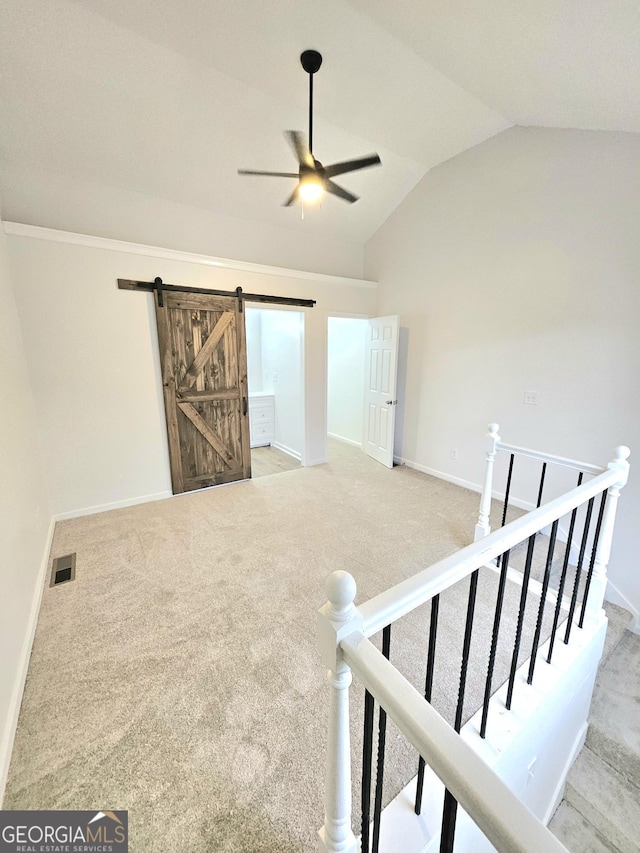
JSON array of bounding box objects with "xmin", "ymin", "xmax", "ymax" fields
[{"xmin": 300, "ymin": 50, "xmax": 322, "ymax": 155}]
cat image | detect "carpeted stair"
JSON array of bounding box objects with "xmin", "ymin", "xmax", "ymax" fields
[{"xmin": 549, "ymin": 608, "xmax": 640, "ymax": 852}]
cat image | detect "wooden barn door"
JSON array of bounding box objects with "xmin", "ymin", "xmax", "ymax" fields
[{"xmin": 155, "ymin": 291, "xmax": 251, "ymax": 493}]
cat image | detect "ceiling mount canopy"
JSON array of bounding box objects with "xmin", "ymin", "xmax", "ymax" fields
[{"xmin": 238, "ymin": 50, "xmax": 382, "ymax": 207}]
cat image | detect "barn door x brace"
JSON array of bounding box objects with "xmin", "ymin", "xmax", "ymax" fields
[{"xmin": 117, "ymin": 278, "xmax": 316, "ymax": 311}]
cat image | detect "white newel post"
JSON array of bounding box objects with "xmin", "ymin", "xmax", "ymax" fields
[
  {"xmin": 474, "ymin": 423, "xmax": 501, "ymax": 542},
  {"xmin": 317, "ymin": 571, "xmax": 362, "ymax": 853},
  {"xmin": 582, "ymin": 445, "xmax": 631, "ymax": 624}
]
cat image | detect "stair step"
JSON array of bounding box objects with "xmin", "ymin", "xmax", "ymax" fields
[
  {"xmin": 549, "ymin": 801, "xmax": 620, "ymax": 853},
  {"xmin": 602, "ymin": 602, "xmax": 633, "ymax": 664},
  {"xmin": 564, "ymin": 747, "xmax": 640, "ymax": 853},
  {"xmin": 587, "ymin": 629, "xmax": 640, "ymax": 785}
]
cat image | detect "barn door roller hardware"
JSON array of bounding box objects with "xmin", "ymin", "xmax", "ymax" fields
[{"xmin": 117, "ymin": 278, "xmax": 316, "ymax": 310}]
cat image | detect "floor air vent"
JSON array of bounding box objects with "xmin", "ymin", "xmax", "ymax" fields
[{"xmin": 50, "ymin": 553, "xmax": 76, "ymax": 587}]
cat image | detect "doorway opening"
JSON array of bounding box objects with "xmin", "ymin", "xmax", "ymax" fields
[
  {"xmin": 327, "ymin": 316, "xmax": 368, "ymax": 451},
  {"xmin": 245, "ymin": 306, "xmax": 304, "ymax": 478},
  {"xmin": 327, "ymin": 314, "xmax": 399, "ymax": 468}
]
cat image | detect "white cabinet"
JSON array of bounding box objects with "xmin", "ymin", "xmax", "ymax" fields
[{"xmin": 249, "ymin": 393, "xmax": 275, "ymax": 448}]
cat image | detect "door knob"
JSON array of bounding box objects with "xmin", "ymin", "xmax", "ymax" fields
[{"xmin": 385, "ymin": 400, "xmax": 398, "ymax": 405}]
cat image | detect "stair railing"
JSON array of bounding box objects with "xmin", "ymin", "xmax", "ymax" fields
[
  {"xmin": 317, "ymin": 436, "xmax": 629, "ymax": 853},
  {"xmin": 474, "ymin": 424, "xmax": 628, "ymax": 627}
]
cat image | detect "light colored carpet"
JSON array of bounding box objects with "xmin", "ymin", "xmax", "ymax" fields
[{"xmin": 5, "ymin": 440, "xmax": 557, "ymax": 852}]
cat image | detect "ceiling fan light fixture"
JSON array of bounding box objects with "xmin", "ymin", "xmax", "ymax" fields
[
  {"xmin": 299, "ymin": 175, "xmax": 324, "ymax": 202},
  {"xmin": 238, "ymin": 50, "xmax": 381, "ymax": 207}
]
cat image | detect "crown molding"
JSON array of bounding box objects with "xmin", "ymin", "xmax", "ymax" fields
[{"xmin": 2, "ymin": 221, "xmax": 377, "ymax": 289}]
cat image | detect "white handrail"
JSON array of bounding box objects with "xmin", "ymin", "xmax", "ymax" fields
[
  {"xmin": 360, "ymin": 457, "xmax": 627, "ymax": 637},
  {"xmin": 317, "ymin": 438, "xmax": 630, "ymax": 853},
  {"xmin": 497, "ymin": 441, "xmax": 605, "ymax": 476},
  {"xmin": 341, "ymin": 631, "xmax": 569, "ymax": 853}
]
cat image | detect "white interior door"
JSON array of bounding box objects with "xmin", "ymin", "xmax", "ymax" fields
[{"xmin": 363, "ymin": 315, "xmax": 399, "ymax": 468}]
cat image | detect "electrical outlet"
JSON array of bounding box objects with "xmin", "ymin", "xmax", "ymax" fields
[
  {"xmin": 272, "ymin": 373, "xmax": 278, "ymax": 383},
  {"xmin": 523, "ymin": 390, "xmax": 540, "ymax": 406},
  {"xmin": 450, "ymin": 448, "xmax": 458, "ymax": 460}
]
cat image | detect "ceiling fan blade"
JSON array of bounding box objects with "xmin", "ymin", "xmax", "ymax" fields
[
  {"xmin": 283, "ymin": 185, "xmax": 301, "ymax": 207},
  {"xmin": 238, "ymin": 169, "xmax": 299, "ymax": 178},
  {"xmin": 285, "ymin": 130, "xmax": 315, "ymax": 169},
  {"xmin": 324, "ymin": 154, "xmax": 381, "ymax": 179},
  {"xmin": 325, "ymin": 180, "xmax": 359, "ymax": 204}
]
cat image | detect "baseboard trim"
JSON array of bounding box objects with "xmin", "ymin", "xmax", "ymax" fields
[
  {"xmin": 394, "ymin": 454, "xmax": 481, "ymax": 493},
  {"xmin": 328, "ymin": 432, "xmax": 362, "ymax": 449},
  {"xmin": 393, "ymin": 456, "xmax": 579, "ymax": 550},
  {"xmin": 393, "ymin": 455, "xmax": 533, "ymax": 510},
  {"xmin": 53, "ymin": 490, "xmax": 172, "ymax": 522},
  {"xmin": 272, "ymin": 441, "xmax": 302, "ymax": 461},
  {"xmin": 0, "ymin": 516, "xmax": 56, "ymax": 804},
  {"xmin": 304, "ymin": 457, "xmax": 328, "ymax": 467}
]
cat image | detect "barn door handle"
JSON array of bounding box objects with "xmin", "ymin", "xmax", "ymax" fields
[{"xmin": 243, "ymin": 396, "xmax": 248, "ymax": 416}]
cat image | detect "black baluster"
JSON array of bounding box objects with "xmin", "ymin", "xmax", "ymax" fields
[
  {"xmin": 371, "ymin": 626, "xmax": 391, "ymax": 853},
  {"xmin": 578, "ymin": 491, "xmax": 608, "ymax": 629},
  {"xmin": 565, "ymin": 497, "xmax": 595, "ymax": 645},
  {"xmin": 527, "ymin": 520, "xmax": 559, "ymax": 684},
  {"xmin": 501, "ymin": 455, "xmax": 515, "ymax": 526},
  {"xmin": 480, "ymin": 550, "xmax": 511, "ymax": 738},
  {"xmin": 361, "ymin": 690, "xmax": 375, "ymax": 853},
  {"xmin": 439, "ymin": 570, "xmax": 480, "ymax": 851},
  {"xmin": 440, "ymin": 791, "xmax": 457, "ymax": 853},
  {"xmin": 506, "ymin": 533, "xmax": 536, "ymax": 709},
  {"xmin": 547, "ymin": 474, "xmax": 583, "ymax": 663},
  {"xmin": 455, "ymin": 571, "xmax": 480, "ymax": 731},
  {"xmin": 415, "ymin": 595, "xmax": 440, "ymax": 815},
  {"xmin": 536, "ymin": 462, "xmax": 547, "ymax": 508},
  {"xmin": 497, "ymin": 455, "xmax": 515, "ymax": 568}
]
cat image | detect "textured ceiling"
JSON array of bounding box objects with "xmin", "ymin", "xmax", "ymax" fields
[{"xmin": 0, "ymin": 0, "xmax": 637, "ymax": 246}]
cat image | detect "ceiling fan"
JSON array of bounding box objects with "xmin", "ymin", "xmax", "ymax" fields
[{"xmin": 238, "ymin": 50, "xmax": 381, "ymax": 206}]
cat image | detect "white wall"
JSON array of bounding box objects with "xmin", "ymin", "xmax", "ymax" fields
[
  {"xmin": 365, "ymin": 126, "xmax": 640, "ymax": 622},
  {"xmin": 260, "ymin": 309, "xmax": 304, "ymax": 458},
  {"xmin": 6, "ymin": 231, "xmax": 377, "ymax": 516},
  {"xmin": 0, "ymin": 162, "xmax": 364, "ymax": 279},
  {"xmin": 0, "ymin": 209, "xmax": 51, "ymax": 799},
  {"xmin": 327, "ymin": 317, "xmax": 367, "ymax": 446},
  {"xmin": 245, "ymin": 308, "xmax": 263, "ymax": 394}
]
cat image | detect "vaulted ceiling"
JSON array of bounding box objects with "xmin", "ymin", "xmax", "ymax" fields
[{"xmin": 1, "ymin": 0, "xmax": 638, "ymax": 246}]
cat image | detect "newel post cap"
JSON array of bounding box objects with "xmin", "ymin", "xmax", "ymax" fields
[
  {"xmin": 318, "ymin": 571, "xmax": 362, "ymax": 669},
  {"xmin": 486, "ymin": 422, "xmax": 501, "ymax": 453},
  {"xmin": 325, "ymin": 571, "xmax": 357, "ymax": 621},
  {"xmin": 608, "ymin": 445, "xmax": 631, "ymax": 488},
  {"xmin": 613, "ymin": 445, "xmax": 631, "ymax": 463}
]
